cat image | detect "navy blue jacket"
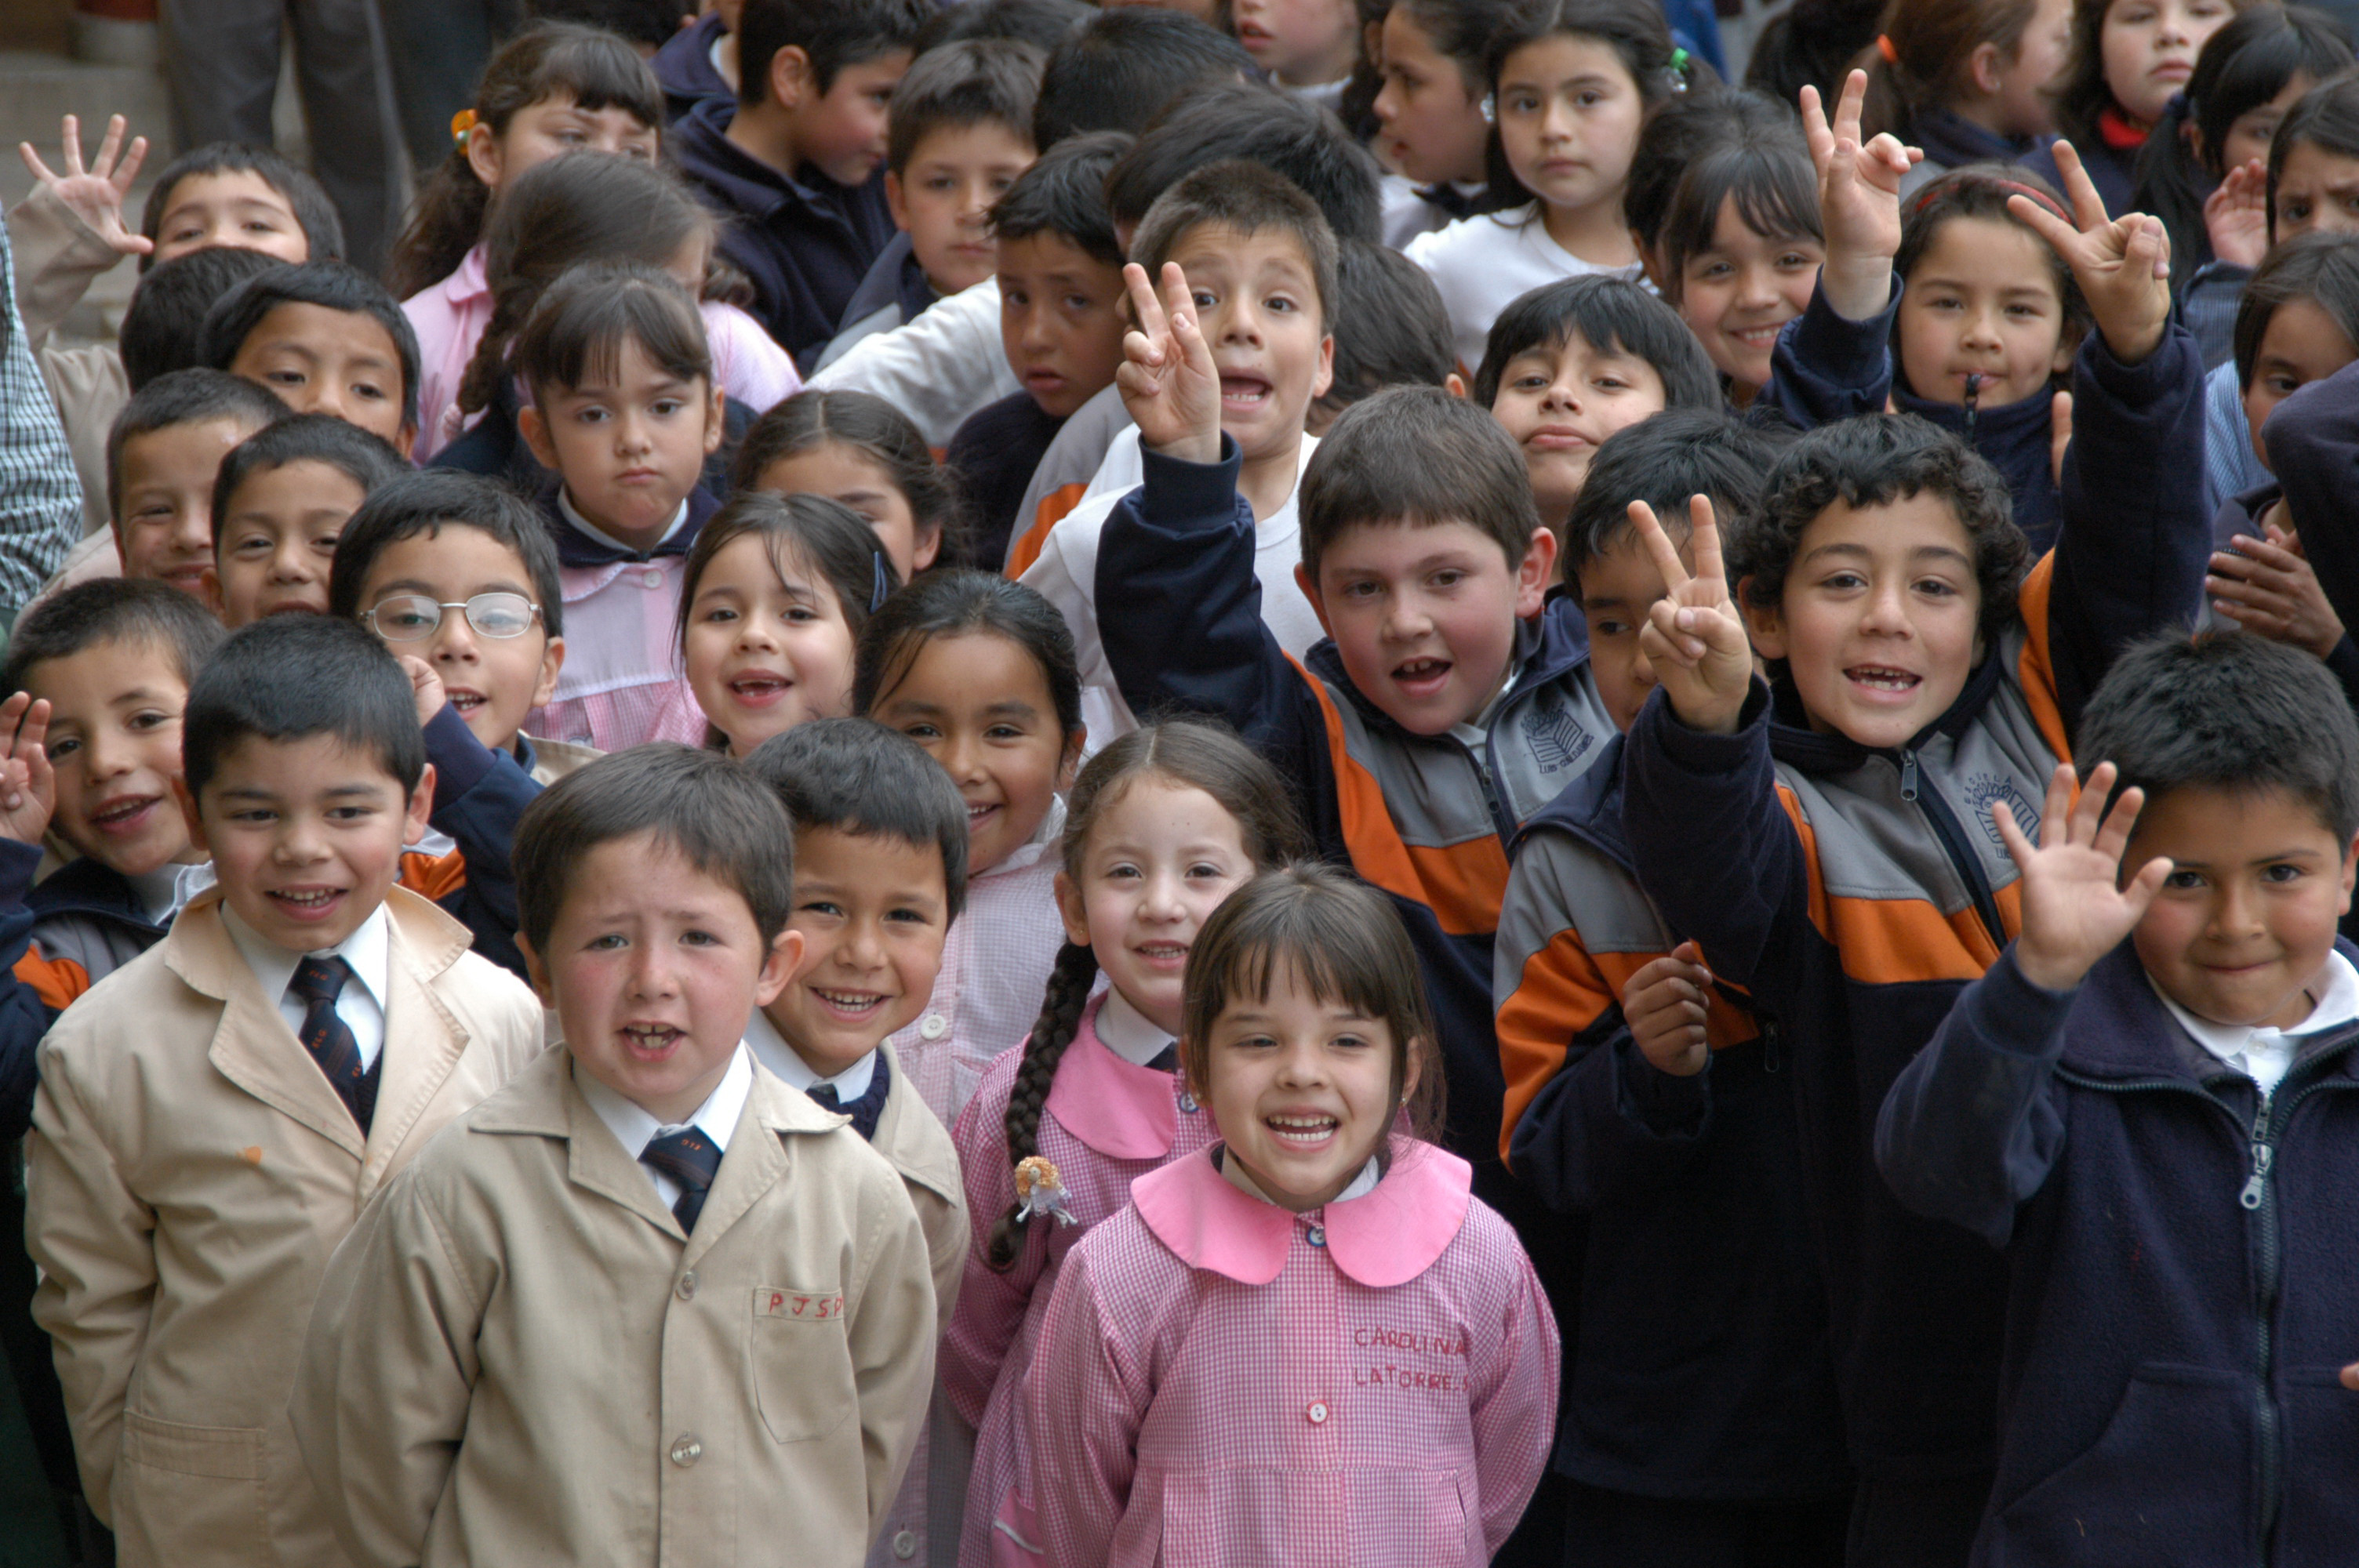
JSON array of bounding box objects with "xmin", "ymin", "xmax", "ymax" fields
[
  {"xmin": 830, "ymin": 230, "xmax": 936, "ymax": 344},
  {"xmin": 1877, "ymin": 941, "xmax": 2359, "ymax": 1566},
  {"xmin": 2257, "ymin": 355, "xmax": 2359, "ymax": 666},
  {"xmin": 1625, "ymin": 318, "xmax": 2207, "ymax": 1481},
  {"xmin": 417, "ymin": 705, "xmax": 562, "ymax": 982},
  {"xmin": 651, "ymin": 9, "xmax": 732, "ymax": 123},
  {"xmin": 671, "ymin": 97, "xmax": 897, "ymax": 368},
  {"xmin": 947, "ymin": 390, "xmax": 1065, "ymax": 569},
  {"xmin": 1906, "ymin": 110, "xmax": 2054, "ymax": 183},
  {"xmin": 0, "ymin": 844, "xmax": 160, "ymax": 1139},
  {"xmin": 1766, "ymin": 276, "xmax": 2066, "ymax": 554},
  {"xmin": 1504, "ymin": 747, "xmax": 1849, "ymax": 1501}
]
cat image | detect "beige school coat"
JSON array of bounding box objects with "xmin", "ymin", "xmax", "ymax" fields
[
  {"xmin": 872, "ymin": 1039, "xmax": 969, "ymax": 1319},
  {"xmin": 24, "ymin": 886, "xmax": 546, "ymax": 1568},
  {"xmin": 292, "ymin": 1047, "xmax": 940, "ymax": 1568}
]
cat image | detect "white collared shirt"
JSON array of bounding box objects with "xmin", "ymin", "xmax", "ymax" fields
[
  {"xmin": 2154, "ymin": 949, "xmax": 2359, "ymax": 1097},
  {"xmin": 224, "ymin": 902, "xmax": 391, "ymax": 1071},
  {"xmin": 1094, "ymin": 985, "xmax": 1177, "ymax": 1069},
  {"xmin": 130, "ymin": 859, "xmax": 216, "ymax": 927},
  {"xmin": 577, "ymin": 1043, "xmax": 753, "ymax": 1208},
  {"xmin": 558, "ymin": 488, "xmax": 691, "ymax": 557},
  {"xmin": 744, "ymin": 1007, "xmax": 876, "ymax": 1103},
  {"xmin": 1220, "ymin": 1147, "xmax": 1383, "ymax": 1207}
]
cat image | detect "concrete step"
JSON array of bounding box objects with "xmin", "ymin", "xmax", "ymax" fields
[{"xmin": 0, "ymin": 49, "xmax": 174, "ymax": 215}]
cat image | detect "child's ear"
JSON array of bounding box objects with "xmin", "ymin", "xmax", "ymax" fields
[
  {"xmin": 2340, "ymin": 833, "xmax": 2359, "ymax": 919},
  {"xmin": 1637, "ymin": 240, "xmax": 1670, "ymax": 296},
  {"xmin": 402, "ymin": 763, "xmax": 437, "ymax": 847},
  {"xmin": 1310, "ymin": 334, "xmax": 1336, "ymax": 405},
  {"xmin": 200, "ymin": 564, "xmax": 225, "ymax": 619},
  {"xmin": 757, "ymin": 926, "xmax": 805, "ymax": 1007},
  {"xmin": 1056, "ymin": 727, "xmax": 1086, "ymax": 792},
  {"xmin": 885, "ymin": 170, "xmax": 911, "ymax": 234},
  {"xmin": 514, "ymin": 930, "xmax": 555, "ymax": 1007},
  {"xmin": 1739, "ymin": 577, "xmax": 1787, "ymax": 661},
  {"xmin": 703, "ymin": 387, "xmax": 727, "ymax": 457},
  {"xmin": 533, "ymin": 636, "xmax": 565, "ymax": 712},
  {"xmin": 172, "ymin": 775, "xmax": 209, "ymax": 855},
  {"xmin": 1514, "ymin": 529, "xmax": 1558, "ymax": 617},
  {"xmin": 1444, "ymin": 372, "xmax": 1467, "ymax": 400},
  {"xmin": 1967, "ymin": 42, "xmax": 2004, "ymax": 98},
  {"xmin": 768, "ymin": 43, "xmax": 812, "ymax": 110},
  {"xmin": 463, "ymin": 122, "xmax": 504, "ymax": 191},
  {"xmin": 1052, "ymin": 870, "xmax": 1091, "ymax": 949},
  {"xmin": 912, "ymin": 521, "xmax": 943, "ymax": 573},
  {"xmin": 1296, "ymin": 563, "xmax": 1334, "ymax": 637},
  {"xmin": 518, "ymin": 405, "xmax": 559, "ymax": 472}
]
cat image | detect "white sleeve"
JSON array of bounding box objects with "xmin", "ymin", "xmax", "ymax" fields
[{"xmin": 808, "ymin": 279, "xmax": 1020, "ymax": 445}]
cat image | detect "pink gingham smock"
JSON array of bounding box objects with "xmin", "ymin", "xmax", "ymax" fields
[
  {"xmin": 1022, "ymin": 1139, "xmax": 1559, "ymax": 1568},
  {"xmin": 402, "ymin": 245, "xmax": 803, "ymax": 462},
  {"xmin": 944, "ymin": 993, "xmax": 1220, "ymax": 1566},
  {"xmin": 522, "ymin": 554, "xmax": 708, "ymax": 752}
]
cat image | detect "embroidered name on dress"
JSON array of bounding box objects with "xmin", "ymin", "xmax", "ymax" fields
[
  {"xmin": 1350, "ymin": 1323, "xmax": 1470, "ymax": 1392},
  {"xmin": 756, "ymin": 1287, "xmax": 845, "ymax": 1320}
]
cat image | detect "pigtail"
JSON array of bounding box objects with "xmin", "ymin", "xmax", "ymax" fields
[
  {"xmin": 386, "ymin": 146, "xmax": 493, "ymax": 300},
  {"xmin": 983, "ymin": 940, "xmax": 1101, "ymax": 1271},
  {"xmin": 456, "ymin": 281, "xmax": 537, "ymax": 419}
]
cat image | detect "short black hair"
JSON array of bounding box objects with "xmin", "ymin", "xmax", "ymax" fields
[
  {"xmin": 514, "ymin": 260, "xmax": 710, "ymax": 406},
  {"xmin": 514, "ymin": 743, "xmax": 799, "ymax": 956},
  {"xmin": 1134, "ymin": 160, "xmax": 1339, "ymax": 332},
  {"xmin": 1104, "ymin": 78, "xmax": 1381, "ymax": 244},
  {"xmin": 2077, "ymin": 630, "xmax": 2359, "ymax": 840},
  {"xmin": 198, "ymin": 261, "xmax": 423, "ymax": 435},
  {"xmin": 107, "ymin": 368, "xmax": 289, "ymax": 524},
  {"xmin": 1737, "ymin": 412, "xmax": 2028, "ymax": 654},
  {"xmin": 525, "ymin": 0, "xmax": 696, "ymax": 49},
  {"xmin": 1562, "ymin": 408, "xmax": 1786, "ymax": 581},
  {"xmin": 2234, "ymin": 231, "xmax": 2359, "ymax": 395},
  {"xmin": 914, "ymin": 0, "xmax": 1089, "ymax": 57},
  {"xmin": 212, "ymin": 413, "xmax": 409, "ymax": 554},
  {"xmin": 1473, "ymin": 274, "xmax": 1721, "ymax": 409},
  {"xmin": 137, "ymin": 143, "xmax": 344, "ymax": 271},
  {"xmin": 121, "ymin": 248, "xmax": 293, "ymax": 393},
  {"xmin": 329, "ymin": 470, "xmax": 567, "ymax": 639},
  {"xmin": 2270, "ymin": 74, "xmax": 2359, "ymax": 245},
  {"xmin": 738, "ymin": 0, "xmax": 935, "ymax": 103},
  {"xmin": 2, "ymin": 578, "xmax": 226, "ymax": 700},
  {"xmin": 182, "ymin": 614, "xmax": 426, "ymax": 802},
  {"xmin": 1319, "ymin": 239, "xmax": 1455, "ymax": 423},
  {"xmin": 991, "ymin": 129, "xmax": 1129, "ymax": 266},
  {"xmin": 1299, "ymin": 385, "xmax": 1539, "ymax": 583},
  {"xmin": 743, "ymin": 717, "xmax": 971, "ymax": 919},
  {"xmin": 887, "ymin": 38, "xmax": 1044, "ymax": 173},
  {"xmin": 1031, "ymin": 6, "xmax": 1252, "ymax": 147}
]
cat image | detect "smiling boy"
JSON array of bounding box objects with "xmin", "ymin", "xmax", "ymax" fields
[
  {"xmin": 24, "ymin": 615, "xmax": 543, "ymax": 1568},
  {"xmin": 105, "ymin": 368, "xmax": 289, "ymax": 601}
]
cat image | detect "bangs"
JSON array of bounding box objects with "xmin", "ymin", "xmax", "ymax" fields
[
  {"xmin": 1662, "ymin": 143, "xmax": 1820, "ymax": 278},
  {"xmin": 523, "ymin": 278, "xmax": 709, "ymax": 397},
  {"xmin": 524, "ymin": 33, "xmax": 665, "ymax": 132}
]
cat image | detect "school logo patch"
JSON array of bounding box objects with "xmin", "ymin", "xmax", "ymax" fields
[
  {"xmin": 1521, "ymin": 695, "xmax": 1596, "ymax": 777},
  {"xmin": 1961, "ymin": 773, "xmax": 2041, "ymax": 852}
]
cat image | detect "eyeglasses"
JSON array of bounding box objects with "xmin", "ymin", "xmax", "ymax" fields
[{"xmin": 362, "ymin": 593, "xmax": 541, "ymax": 642}]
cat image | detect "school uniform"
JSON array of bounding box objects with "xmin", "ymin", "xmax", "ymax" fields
[
  {"xmin": 25, "ymin": 884, "xmax": 544, "ymax": 1567},
  {"xmin": 944, "ymin": 990, "xmax": 1220, "ymax": 1565},
  {"xmin": 1025, "ymin": 1138, "xmax": 1560, "ymax": 1567},
  {"xmin": 818, "ymin": 232, "xmax": 941, "ymax": 372},
  {"xmin": 1622, "ymin": 320, "xmax": 2205, "ymax": 1554},
  {"xmin": 809, "ymin": 275, "xmax": 1023, "ymax": 448},
  {"xmin": 652, "ymin": 8, "xmax": 734, "ymax": 122},
  {"xmin": 1876, "ymin": 939, "xmax": 2359, "ymax": 1564},
  {"xmin": 1404, "ymin": 206, "xmax": 1649, "ymax": 375},
  {"xmin": 2205, "ymin": 358, "xmax": 2271, "ymax": 525},
  {"xmin": 1005, "ymin": 384, "xmax": 1133, "ymax": 575},
  {"xmin": 948, "ymin": 392, "xmax": 1067, "ymax": 570},
  {"xmin": 291, "ymin": 1044, "xmax": 937, "ymax": 1568},
  {"xmin": 671, "ymin": 97, "xmax": 900, "ymax": 368},
  {"xmin": 1896, "ymin": 111, "xmax": 2054, "ymax": 200}
]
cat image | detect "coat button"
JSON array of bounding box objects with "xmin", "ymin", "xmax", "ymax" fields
[
  {"xmin": 670, "ymin": 1434, "xmax": 703, "ymax": 1466},
  {"xmin": 1307, "ymin": 1401, "xmax": 1329, "ymax": 1425},
  {"xmin": 918, "ymin": 1013, "xmax": 949, "ymax": 1040},
  {"xmin": 676, "ymin": 1271, "xmax": 697, "ymax": 1301},
  {"xmin": 892, "ymin": 1530, "xmax": 918, "ymax": 1559},
  {"xmin": 1307, "ymin": 1225, "xmax": 1326, "ymax": 1247},
  {"xmin": 1178, "ymin": 1091, "xmax": 1199, "ymax": 1114}
]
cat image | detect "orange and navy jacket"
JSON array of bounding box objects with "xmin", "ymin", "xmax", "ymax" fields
[
  {"xmin": 1623, "ymin": 323, "xmax": 2208, "ymax": 1483},
  {"xmin": 0, "ymin": 840, "xmax": 162, "ymax": 1137},
  {"xmin": 1493, "ymin": 739, "xmax": 1848, "ymax": 1500},
  {"xmin": 1094, "ymin": 438, "xmax": 1616, "ymax": 1209}
]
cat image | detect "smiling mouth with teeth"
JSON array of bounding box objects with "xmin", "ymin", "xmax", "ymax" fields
[
  {"xmin": 1267, "ymin": 1113, "xmax": 1340, "ymax": 1145},
  {"xmin": 622, "ymin": 1023, "xmax": 682, "ymax": 1053},
  {"xmin": 1848, "ymin": 666, "xmax": 1921, "ymax": 691},
  {"xmin": 89, "ymin": 796, "xmax": 157, "ymax": 829},
  {"xmin": 811, "ymin": 988, "xmax": 885, "ymax": 1014},
  {"xmin": 271, "ymin": 887, "xmax": 341, "ymax": 911}
]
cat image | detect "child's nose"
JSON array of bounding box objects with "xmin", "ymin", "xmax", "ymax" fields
[{"xmin": 271, "ymin": 546, "xmax": 314, "ymax": 582}]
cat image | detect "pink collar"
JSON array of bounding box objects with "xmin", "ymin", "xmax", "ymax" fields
[
  {"xmin": 452, "ymin": 242, "xmax": 489, "ymax": 305},
  {"xmin": 1133, "ymin": 1138, "xmax": 1472, "ymax": 1287},
  {"xmin": 1045, "ymin": 993, "xmax": 1187, "ymax": 1159}
]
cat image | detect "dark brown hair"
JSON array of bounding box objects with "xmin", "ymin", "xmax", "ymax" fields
[
  {"xmin": 1895, "ymin": 164, "xmax": 2090, "ymax": 358},
  {"xmin": 885, "ymin": 37, "xmax": 1045, "ymax": 173},
  {"xmin": 732, "ymin": 390, "xmax": 964, "ymax": 572},
  {"xmin": 852, "ymin": 570, "xmax": 1084, "ymax": 739},
  {"xmin": 675, "ymin": 490, "xmax": 901, "ymax": 668},
  {"xmin": 982, "ymin": 718, "xmax": 1311, "ymax": 1269},
  {"xmin": 1861, "ymin": 0, "xmax": 2044, "ymax": 142},
  {"xmin": 1132, "ymin": 158, "xmax": 1340, "ymax": 332},
  {"xmin": 1299, "ymin": 384, "xmax": 1540, "ymax": 585},
  {"xmin": 512, "ymin": 261, "xmax": 712, "ymax": 406}
]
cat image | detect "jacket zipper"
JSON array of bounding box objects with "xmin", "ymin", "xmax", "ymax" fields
[{"xmin": 1896, "ymin": 749, "xmax": 2008, "ymax": 950}]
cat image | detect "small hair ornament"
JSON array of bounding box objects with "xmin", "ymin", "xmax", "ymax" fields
[
  {"xmin": 1480, "ymin": 92, "xmax": 1496, "ymax": 125},
  {"xmin": 451, "ymin": 107, "xmax": 478, "ymax": 149},
  {"xmin": 871, "ymin": 550, "xmax": 892, "ymax": 612},
  {"xmin": 1668, "ymin": 46, "xmax": 1692, "ymax": 91},
  {"xmin": 1013, "ymin": 1156, "xmax": 1078, "ymax": 1229},
  {"xmin": 1877, "ymin": 34, "xmax": 1900, "ymax": 64}
]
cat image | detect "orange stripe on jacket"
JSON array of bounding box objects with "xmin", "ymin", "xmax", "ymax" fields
[
  {"xmin": 1298, "ymin": 658, "xmax": 1506, "ymax": 937},
  {"xmin": 14, "ymin": 946, "xmax": 91, "ymax": 1012},
  {"xmin": 398, "ymin": 848, "xmax": 469, "ymax": 904},
  {"xmin": 2012, "ymin": 555, "xmax": 2073, "ymax": 762},
  {"xmin": 1004, "ymin": 482, "xmax": 1090, "ymax": 579}
]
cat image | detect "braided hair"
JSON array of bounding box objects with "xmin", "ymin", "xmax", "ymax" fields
[{"xmin": 981, "ymin": 717, "xmax": 1310, "ymax": 1269}]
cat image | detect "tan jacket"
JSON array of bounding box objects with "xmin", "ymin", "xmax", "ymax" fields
[
  {"xmin": 24, "ymin": 886, "xmax": 546, "ymax": 1567},
  {"xmin": 8, "ymin": 186, "xmax": 129, "ymax": 539},
  {"xmin": 871, "ymin": 1040, "xmax": 969, "ymax": 1319},
  {"xmin": 293, "ymin": 1047, "xmax": 940, "ymax": 1568}
]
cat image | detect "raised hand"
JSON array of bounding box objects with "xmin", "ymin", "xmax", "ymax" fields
[
  {"xmin": 2008, "ymin": 140, "xmax": 2172, "ymax": 366},
  {"xmin": 2000, "ymin": 761, "xmax": 2171, "ymax": 993},
  {"xmin": 2048, "ymin": 391, "xmax": 2074, "ymax": 489},
  {"xmin": 18, "ymin": 114, "xmax": 151, "ymax": 260},
  {"xmin": 396, "ymin": 654, "xmax": 449, "ymax": 730},
  {"xmin": 2208, "ymin": 521, "xmax": 2345, "ymax": 660},
  {"xmin": 0, "ymin": 693, "xmax": 58, "ymax": 847},
  {"xmin": 1632, "ymin": 495, "xmax": 1755, "ymax": 734},
  {"xmin": 2203, "ymin": 158, "xmax": 2270, "ymax": 271},
  {"xmin": 1624, "ymin": 942, "xmax": 1714, "ymax": 1077},
  {"xmin": 1799, "ymin": 68, "xmax": 1920, "ymax": 321},
  {"xmin": 1114, "ymin": 261, "xmax": 1221, "ymax": 463}
]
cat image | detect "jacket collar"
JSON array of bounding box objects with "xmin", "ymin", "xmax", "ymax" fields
[
  {"xmin": 1044, "ymin": 992, "xmax": 1189, "ymax": 1159},
  {"xmin": 870, "ymin": 1040, "xmax": 964, "ymax": 1203},
  {"xmin": 1306, "ymin": 596, "xmax": 1590, "ymax": 745},
  {"xmin": 27, "ymin": 853, "xmax": 162, "ymax": 929},
  {"xmin": 540, "ymin": 481, "xmax": 719, "ymax": 568},
  {"xmin": 1911, "ymin": 111, "xmax": 2053, "ymax": 171},
  {"xmin": 1133, "ymin": 1138, "xmax": 1473, "ymax": 1287},
  {"xmin": 1763, "ymin": 640, "xmax": 2012, "ymax": 775},
  {"xmin": 2060, "ymin": 938, "xmax": 2359, "ymax": 1085},
  {"xmin": 676, "ymin": 97, "xmax": 867, "ymax": 225}
]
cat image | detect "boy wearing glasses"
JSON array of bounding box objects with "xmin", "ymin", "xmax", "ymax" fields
[{"xmin": 330, "ymin": 472, "xmax": 595, "ymax": 980}]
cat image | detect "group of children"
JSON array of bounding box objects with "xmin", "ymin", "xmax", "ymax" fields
[{"xmin": 6, "ymin": 0, "xmax": 2359, "ymax": 1564}]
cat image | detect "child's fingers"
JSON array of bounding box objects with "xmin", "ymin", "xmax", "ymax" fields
[
  {"xmin": 1121, "ymin": 263, "xmax": 1168, "ymax": 352},
  {"xmin": 1641, "ymin": 602, "xmax": 1707, "ymax": 668},
  {"xmin": 2005, "ymin": 192, "xmax": 2080, "ymax": 263},
  {"xmin": 2226, "ymin": 534, "xmax": 2306, "ymax": 574},
  {"xmin": 1797, "ymin": 83, "xmax": 1834, "ymax": 168},
  {"xmin": 1832, "ymin": 67, "xmax": 1869, "ymax": 145},
  {"xmin": 57, "ymin": 114, "xmax": 84, "ymax": 177},
  {"xmin": 2048, "ymin": 138, "xmax": 2114, "ymax": 231},
  {"xmin": 1157, "ymin": 263, "xmax": 1194, "ymax": 343},
  {"xmin": 2045, "ymin": 759, "xmax": 2085, "ymax": 848},
  {"xmin": 2343, "ymin": 1362, "xmax": 2359, "ymax": 1392},
  {"xmin": 2049, "ymin": 391, "xmax": 2073, "ymax": 487},
  {"xmin": 15, "ymin": 698, "xmax": 51, "ymax": 760},
  {"xmin": 109, "ymin": 132, "xmax": 147, "ymax": 195},
  {"xmin": 1990, "ymin": 798, "xmax": 2038, "ymax": 873},
  {"xmin": 16, "ymin": 143, "xmax": 54, "ymax": 183},
  {"xmin": 2120, "ymin": 852, "xmax": 2174, "ymax": 922},
  {"xmin": 1627, "ymin": 500, "xmax": 1693, "ymax": 594},
  {"xmin": 2092, "ymin": 783, "xmax": 2146, "ymax": 866},
  {"xmin": 1684, "ymin": 494, "xmax": 1725, "ymax": 590}
]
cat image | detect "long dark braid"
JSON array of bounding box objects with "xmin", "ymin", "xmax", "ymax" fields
[{"xmin": 982, "ymin": 939, "xmax": 1102, "ymax": 1270}]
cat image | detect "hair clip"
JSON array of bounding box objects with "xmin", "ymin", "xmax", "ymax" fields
[
  {"xmin": 1877, "ymin": 33, "xmax": 1900, "ymax": 65},
  {"xmin": 871, "ymin": 550, "xmax": 892, "ymax": 613},
  {"xmin": 450, "ymin": 107, "xmax": 478, "ymax": 148},
  {"xmin": 1670, "ymin": 45, "xmax": 1691, "ymax": 74},
  {"xmin": 1480, "ymin": 92, "xmax": 1496, "ymax": 125},
  {"xmin": 1014, "ymin": 1156, "xmax": 1077, "ymax": 1229}
]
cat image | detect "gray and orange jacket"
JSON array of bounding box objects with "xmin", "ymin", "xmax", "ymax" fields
[
  {"xmin": 1623, "ymin": 321, "xmax": 2208, "ymax": 1483},
  {"xmin": 1096, "ymin": 438, "xmax": 1614, "ymax": 1212},
  {"xmin": 1495, "ymin": 739, "xmax": 1848, "ymax": 1501}
]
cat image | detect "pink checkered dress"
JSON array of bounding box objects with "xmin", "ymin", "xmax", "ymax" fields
[
  {"xmin": 944, "ymin": 994, "xmax": 1220, "ymax": 1566},
  {"xmin": 1021, "ymin": 1139, "xmax": 1558, "ymax": 1568}
]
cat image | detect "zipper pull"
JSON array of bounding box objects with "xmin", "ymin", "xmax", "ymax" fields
[
  {"xmin": 1899, "ymin": 750, "xmax": 1919, "ymax": 803},
  {"xmin": 2242, "ymin": 1098, "xmax": 2274, "ymax": 1210},
  {"xmin": 1963, "ymin": 372, "xmax": 1982, "ymax": 441},
  {"xmin": 1760, "ymin": 1019, "xmax": 1780, "ymax": 1074}
]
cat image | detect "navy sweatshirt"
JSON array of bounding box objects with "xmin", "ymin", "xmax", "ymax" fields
[
  {"xmin": 1877, "ymin": 941, "xmax": 2359, "ymax": 1566},
  {"xmin": 671, "ymin": 96, "xmax": 897, "ymax": 368},
  {"xmin": 651, "ymin": 10, "xmax": 732, "ymax": 123}
]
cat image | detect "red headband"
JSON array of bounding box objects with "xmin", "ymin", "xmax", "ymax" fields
[{"xmin": 1914, "ymin": 175, "xmax": 2072, "ymax": 226}]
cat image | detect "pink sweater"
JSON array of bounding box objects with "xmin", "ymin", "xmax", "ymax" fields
[
  {"xmin": 943, "ymin": 994, "xmax": 1219, "ymax": 1566},
  {"xmin": 402, "ymin": 245, "xmax": 803, "ymax": 461},
  {"xmin": 1023, "ymin": 1141, "xmax": 1559, "ymax": 1568}
]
